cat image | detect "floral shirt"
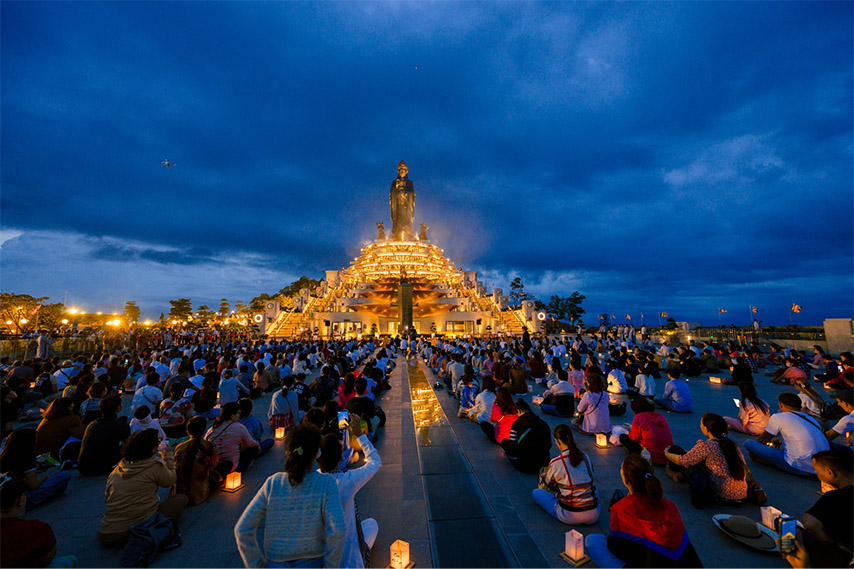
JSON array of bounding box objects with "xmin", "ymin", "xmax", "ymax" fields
[
  {"xmin": 680, "ymin": 439, "xmax": 747, "ymax": 500},
  {"xmin": 159, "ymin": 397, "xmax": 193, "ymax": 427}
]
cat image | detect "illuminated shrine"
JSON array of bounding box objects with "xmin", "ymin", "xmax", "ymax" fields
[{"xmin": 264, "ymin": 162, "xmax": 544, "ymax": 339}]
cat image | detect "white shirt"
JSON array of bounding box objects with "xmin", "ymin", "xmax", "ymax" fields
[
  {"xmin": 635, "ymin": 373, "xmax": 655, "ymax": 397},
  {"xmin": 606, "ymin": 369, "xmax": 628, "ymax": 394},
  {"xmin": 765, "ymin": 412, "xmax": 830, "ymax": 472},
  {"xmin": 831, "ymin": 410, "xmax": 854, "ymax": 437}
]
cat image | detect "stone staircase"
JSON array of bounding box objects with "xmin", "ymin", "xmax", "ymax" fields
[{"xmin": 458, "ymin": 286, "xmax": 527, "ymax": 334}]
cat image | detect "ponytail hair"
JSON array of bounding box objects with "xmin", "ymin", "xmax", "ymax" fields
[
  {"xmin": 182, "ymin": 416, "xmax": 207, "ymax": 487},
  {"xmin": 285, "ymin": 423, "xmax": 321, "ymax": 485},
  {"xmin": 621, "ymin": 454, "xmax": 663, "ymax": 506},
  {"xmin": 213, "ymin": 402, "xmax": 239, "ymax": 428},
  {"xmin": 554, "ymin": 424, "xmax": 585, "ymax": 468},
  {"xmin": 702, "ymin": 413, "xmax": 745, "ymax": 480}
]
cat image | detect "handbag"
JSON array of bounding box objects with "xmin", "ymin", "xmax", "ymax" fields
[
  {"xmin": 121, "ymin": 512, "xmax": 182, "ymax": 567},
  {"xmin": 744, "ymin": 465, "xmax": 767, "ymax": 505}
]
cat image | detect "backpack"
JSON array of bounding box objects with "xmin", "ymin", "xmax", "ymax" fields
[{"xmin": 121, "ymin": 512, "xmax": 182, "ymax": 567}]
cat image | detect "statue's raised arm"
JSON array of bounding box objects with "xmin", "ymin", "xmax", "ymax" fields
[{"xmin": 389, "ymin": 160, "xmax": 416, "ymax": 241}]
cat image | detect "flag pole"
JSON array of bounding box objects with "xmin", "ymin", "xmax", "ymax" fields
[{"xmin": 788, "ymin": 303, "xmax": 793, "ymax": 327}]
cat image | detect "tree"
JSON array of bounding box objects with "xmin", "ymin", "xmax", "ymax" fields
[
  {"xmin": 666, "ymin": 317, "xmax": 678, "ymax": 330},
  {"xmin": 196, "ymin": 304, "xmax": 214, "ymax": 321},
  {"xmin": 249, "ymin": 293, "xmax": 273, "ymax": 313},
  {"xmin": 0, "ymin": 293, "xmax": 52, "ymax": 334},
  {"xmin": 124, "ymin": 301, "xmax": 141, "ymax": 324},
  {"xmin": 218, "ymin": 298, "xmax": 230, "ymax": 315},
  {"xmin": 168, "ymin": 298, "xmax": 193, "ymax": 321},
  {"xmin": 509, "ymin": 277, "xmax": 525, "ymax": 307},
  {"xmin": 546, "ymin": 292, "xmax": 586, "ymax": 323},
  {"xmin": 275, "ymin": 276, "xmax": 322, "ymax": 299},
  {"xmin": 599, "ymin": 313, "xmax": 611, "ymax": 326},
  {"xmin": 233, "ymin": 300, "xmax": 248, "ymax": 316}
]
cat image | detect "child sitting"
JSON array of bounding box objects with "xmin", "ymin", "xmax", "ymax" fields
[
  {"xmin": 129, "ymin": 405, "xmax": 167, "ymax": 443},
  {"xmin": 238, "ymin": 398, "xmax": 274, "ymax": 457}
]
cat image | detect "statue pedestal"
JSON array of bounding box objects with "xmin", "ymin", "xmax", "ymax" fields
[{"xmin": 398, "ymin": 282, "xmax": 414, "ymax": 335}]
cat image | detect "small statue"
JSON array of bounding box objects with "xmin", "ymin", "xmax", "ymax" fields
[
  {"xmin": 376, "ymin": 221, "xmax": 386, "ymax": 240},
  {"xmin": 418, "ymin": 222, "xmax": 429, "ymax": 241}
]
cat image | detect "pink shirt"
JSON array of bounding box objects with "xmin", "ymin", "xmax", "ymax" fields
[{"xmin": 204, "ymin": 420, "xmax": 258, "ymax": 472}]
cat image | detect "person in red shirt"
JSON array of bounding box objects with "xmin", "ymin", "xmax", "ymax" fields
[
  {"xmin": 1, "ymin": 479, "xmax": 78, "ymax": 568},
  {"xmin": 480, "ymin": 387, "xmax": 518, "ymax": 444},
  {"xmin": 619, "ymin": 395, "xmax": 674, "ymax": 465}
]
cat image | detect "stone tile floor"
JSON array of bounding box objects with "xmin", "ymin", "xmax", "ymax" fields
[{"xmin": 19, "ymin": 356, "xmax": 821, "ymax": 568}]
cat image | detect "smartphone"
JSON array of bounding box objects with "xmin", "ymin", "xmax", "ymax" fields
[
  {"xmin": 778, "ymin": 516, "xmax": 797, "ymax": 554},
  {"xmin": 733, "ymin": 398, "xmax": 741, "ymax": 408},
  {"xmin": 337, "ymin": 411, "xmax": 349, "ymax": 429}
]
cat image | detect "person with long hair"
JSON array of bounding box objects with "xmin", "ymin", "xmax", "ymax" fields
[
  {"xmin": 480, "ymin": 387, "xmax": 518, "ymax": 444},
  {"xmin": 723, "ymin": 382, "xmax": 770, "ymax": 435},
  {"xmin": 98, "ymin": 429, "xmax": 188, "ymax": 547},
  {"xmin": 204, "ymin": 402, "xmax": 259, "ymax": 475},
  {"xmin": 0, "ymin": 427, "xmax": 71, "ymax": 511},
  {"xmin": 234, "ymin": 423, "xmax": 346, "ymax": 568},
  {"xmin": 173, "ymin": 416, "xmax": 220, "ymax": 505},
  {"xmin": 665, "ymin": 413, "xmax": 748, "ymax": 506},
  {"xmin": 619, "ymin": 395, "xmax": 673, "ymax": 465},
  {"xmin": 34, "ymin": 397, "xmax": 85, "ymax": 459},
  {"xmin": 317, "ymin": 414, "xmax": 382, "ymax": 568},
  {"xmin": 532, "ymin": 424, "xmax": 599, "ymax": 524},
  {"xmin": 575, "ymin": 371, "xmax": 610, "ymax": 435},
  {"xmin": 585, "ymin": 454, "xmax": 702, "ymax": 568},
  {"xmin": 467, "ymin": 375, "xmax": 496, "ymax": 423}
]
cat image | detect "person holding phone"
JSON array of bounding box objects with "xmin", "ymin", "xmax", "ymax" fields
[
  {"xmin": 780, "ymin": 449, "xmax": 853, "ymax": 568},
  {"xmin": 723, "ymin": 382, "xmax": 770, "ymax": 435}
]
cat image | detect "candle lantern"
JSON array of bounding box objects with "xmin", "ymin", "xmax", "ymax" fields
[
  {"xmin": 560, "ymin": 529, "xmax": 590, "ymax": 566},
  {"xmin": 760, "ymin": 506, "xmax": 782, "ymax": 530},
  {"xmin": 709, "ymin": 376, "xmax": 722, "ymax": 384},
  {"xmin": 595, "ymin": 433, "xmax": 608, "ymax": 448},
  {"xmin": 388, "ymin": 539, "xmax": 413, "ymax": 568},
  {"xmin": 223, "ymin": 471, "xmax": 244, "ymax": 493},
  {"xmin": 275, "ymin": 427, "xmax": 286, "ymax": 440}
]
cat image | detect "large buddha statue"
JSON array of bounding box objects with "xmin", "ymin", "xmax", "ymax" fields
[{"xmin": 389, "ymin": 160, "xmax": 415, "ymax": 241}]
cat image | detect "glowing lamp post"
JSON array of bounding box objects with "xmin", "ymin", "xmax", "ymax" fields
[
  {"xmin": 223, "ymin": 471, "xmax": 244, "ymax": 493},
  {"xmin": 389, "ymin": 539, "xmax": 412, "ymax": 568},
  {"xmin": 560, "ymin": 529, "xmax": 590, "ymax": 566},
  {"xmin": 594, "ymin": 433, "xmax": 608, "ymax": 448}
]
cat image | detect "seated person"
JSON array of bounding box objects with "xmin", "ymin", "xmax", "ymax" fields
[
  {"xmin": 238, "ymin": 398, "xmax": 274, "ymax": 458},
  {"xmin": 664, "ymin": 414, "xmax": 748, "ymax": 507},
  {"xmin": 723, "ymin": 382, "xmax": 771, "ymax": 435},
  {"xmin": 619, "ymin": 395, "xmax": 673, "ymax": 465},
  {"xmin": 540, "ymin": 370, "xmax": 575, "ymax": 417},
  {"xmin": 575, "ymin": 372, "xmax": 611, "ymax": 435},
  {"xmin": 500, "ymin": 399, "xmax": 551, "ymax": 474},
  {"xmin": 0, "ymin": 427, "xmax": 71, "ymax": 511},
  {"xmin": 606, "ymin": 365, "xmax": 628, "ymax": 395},
  {"xmin": 480, "ymin": 387, "xmax": 517, "ymax": 444},
  {"xmin": 507, "ymin": 359, "xmax": 529, "ymax": 395},
  {"xmin": 700, "ymin": 348, "xmax": 720, "ymax": 373},
  {"xmin": 159, "ymin": 383, "xmax": 193, "ymax": 439},
  {"xmin": 745, "ymin": 393, "xmax": 830, "ymax": 477},
  {"xmin": 347, "ymin": 377, "xmax": 381, "ymax": 435},
  {"xmin": 1, "ymin": 479, "xmax": 78, "ymax": 568},
  {"xmin": 205, "ymin": 402, "xmax": 260, "ymax": 474},
  {"xmin": 633, "ymin": 372, "xmax": 655, "ymax": 398},
  {"xmin": 79, "ymin": 382, "xmax": 107, "ymax": 426},
  {"xmin": 77, "ymin": 395, "xmax": 131, "ymax": 477},
  {"xmin": 129, "ymin": 405, "xmax": 166, "ymax": 443},
  {"xmin": 173, "ymin": 416, "xmax": 222, "ymax": 506},
  {"xmin": 585, "ymin": 454, "xmax": 702, "ymax": 568},
  {"xmin": 532, "ymin": 424, "xmax": 599, "ymax": 525},
  {"xmin": 824, "ymin": 390, "xmax": 853, "ymax": 449},
  {"xmin": 655, "ymin": 370, "xmax": 692, "ymax": 413},
  {"xmin": 771, "ymin": 358, "xmax": 809, "ymax": 385},
  {"xmin": 131, "ymin": 373, "xmax": 163, "ymax": 418},
  {"xmin": 467, "ymin": 376, "xmax": 496, "ymax": 424},
  {"xmin": 34, "ymin": 397, "xmax": 85, "ymax": 460},
  {"xmin": 98, "ymin": 429, "xmax": 188, "ymax": 547},
  {"xmin": 781, "ymin": 449, "xmax": 853, "ymax": 569},
  {"xmin": 456, "ymin": 375, "xmax": 477, "ymax": 418}
]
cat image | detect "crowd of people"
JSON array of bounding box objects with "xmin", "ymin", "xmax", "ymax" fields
[
  {"xmin": 0, "ymin": 336, "xmax": 395, "ymax": 567},
  {"xmin": 0, "ymin": 328, "xmax": 852, "ymax": 568},
  {"xmin": 417, "ymin": 330, "xmax": 853, "ymax": 568}
]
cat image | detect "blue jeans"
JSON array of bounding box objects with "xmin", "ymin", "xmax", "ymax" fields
[
  {"xmin": 655, "ymin": 398, "xmax": 691, "ymax": 413},
  {"xmin": 258, "ymin": 438, "xmax": 275, "ymax": 457},
  {"xmin": 26, "ymin": 471, "xmax": 71, "ymax": 511},
  {"xmin": 586, "ymin": 533, "xmax": 625, "ymax": 568},
  {"xmin": 744, "ymin": 439, "xmax": 816, "ymax": 477}
]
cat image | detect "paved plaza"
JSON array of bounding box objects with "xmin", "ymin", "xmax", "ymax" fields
[{"xmin": 24, "ymin": 353, "xmax": 816, "ymax": 568}]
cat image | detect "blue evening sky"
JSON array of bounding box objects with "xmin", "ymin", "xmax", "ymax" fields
[{"xmin": 1, "ymin": 1, "xmax": 852, "ymax": 325}]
